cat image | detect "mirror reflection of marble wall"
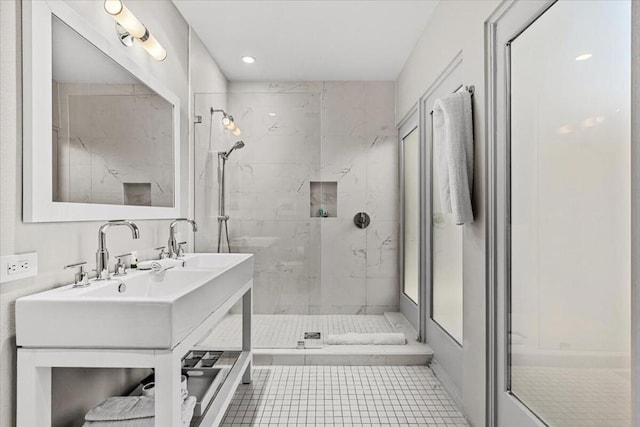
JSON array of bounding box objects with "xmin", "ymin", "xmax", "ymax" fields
[{"xmin": 51, "ymin": 15, "xmax": 174, "ymax": 207}]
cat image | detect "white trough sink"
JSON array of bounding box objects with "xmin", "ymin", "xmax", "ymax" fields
[
  {"xmin": 181, "ymin": 253, "xmax": 248, "ymax": 269},
  {"xmin": 16, "ymin": 253, "xmax": 253, "ymax": 349}
]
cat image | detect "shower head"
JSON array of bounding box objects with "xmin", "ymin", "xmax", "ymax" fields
[{"xmin": 221, "ymin": 140, "xmax": 245, "ymax": 160}]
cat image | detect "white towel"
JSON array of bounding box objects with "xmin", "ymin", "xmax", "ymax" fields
[
  {"xmin": 137, "ymin": 258, "xmax": 184, "ymax": 272},
  {"xmin": 432, "ymin": 91, "xmax": 474, "ymax": 225},
  {"xmin": 325, "ymin": 333, "xmax": 406, "ymax": 345},
  {"xmin": 83, "ymin": 396, "xmax": 197, "ymax": 427},
  {"xmin": 84, "ymin": 396, "xmax": 154, "ymax": 422},
  {"xmin": 181, "ymin": 396, "xmax": 197, "ymax": 425}
]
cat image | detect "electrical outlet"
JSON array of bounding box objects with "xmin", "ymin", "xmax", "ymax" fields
[{"xmin": 0, "ymin": 252, "xmax": 38, "ymax": 283}]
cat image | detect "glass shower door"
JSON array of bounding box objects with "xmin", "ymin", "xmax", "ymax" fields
[{"xmin": 492, "ymin": 1, "xmax": 633, "ymax": 425}]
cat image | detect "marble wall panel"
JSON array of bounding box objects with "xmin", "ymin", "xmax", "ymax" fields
[{"xmin": 195, "ymin": 82, "xmax": 397, "ymax": 314}]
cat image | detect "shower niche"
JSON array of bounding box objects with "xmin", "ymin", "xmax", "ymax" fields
[{"xmin": 310, "ymin": 181, "xmax": 337, "ymax": 218}]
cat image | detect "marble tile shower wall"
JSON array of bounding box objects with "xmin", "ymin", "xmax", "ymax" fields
[{"xmin": 195, "ymin": 82, "xmax": 398, "ymax": 315}]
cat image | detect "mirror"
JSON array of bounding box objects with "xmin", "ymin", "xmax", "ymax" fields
[
  {"xmin": 23, "ymin": 1, "xmax": 181, "ymax": 222},
  {"xmin": 52, "ymin": 16, "xmax": 174, "ymax": 207}
]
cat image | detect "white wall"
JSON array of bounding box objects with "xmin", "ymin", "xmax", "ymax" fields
[
  {"xmin": 0, "ymin": 1, "xmax": 226, "ymax": 425},
  {"xmin": 396, "ymin": 1, "xmax": 501, "ymax": 425}
]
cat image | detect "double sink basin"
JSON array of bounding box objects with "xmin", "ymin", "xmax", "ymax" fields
[{"xmin": 16, "ymin": 253, "xmax": 253, "ymax": 350}]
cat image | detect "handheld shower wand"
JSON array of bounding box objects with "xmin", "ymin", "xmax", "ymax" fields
[{"xmin": 220, "ymin": 140, "xmax": 245, "ymax": 160}]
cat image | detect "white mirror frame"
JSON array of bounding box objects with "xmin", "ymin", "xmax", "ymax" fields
[{"xmin": 22, "ymin": 0, "xmax": 182, "ymax": 222}]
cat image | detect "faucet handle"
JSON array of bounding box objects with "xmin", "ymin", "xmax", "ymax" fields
[
  {"xmin": 113, "ymin": 254, "xmax": 129, "ymax": 277},
  {"xmin": 64, "ymin": 262, "xmax": 89, "ymax": 287},
  {"xmin": 177, "ymin": 241, "xmax": 188, "ymax": 258},
  {"xmin": 155, "ymin": 246, "xmax": 168, "ymax": 260}
]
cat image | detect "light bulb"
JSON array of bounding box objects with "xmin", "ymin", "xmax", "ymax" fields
[
  {"xmin": 104, "ymin": 0, "xmax": 146, "ymax": 39},
  {"xmin": 222, "ymin": 117, "xmax": 237, "ymax": 131},
  {"xmin": 231, "ymin": 127, "xmax": 242, "ymax": 137},
  {"xmin": 140, "ymin": 33, "xmax": 167, "ymax": 61}
]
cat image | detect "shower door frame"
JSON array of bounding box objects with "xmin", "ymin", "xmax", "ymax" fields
[
  {"xmin": 398, "ymin": 110, "xmax": 423, "ymax": 334},
  {"xmin": 419, "ymin": 54, "xmax": 465, "ymax": 406},
  {"xmin": 486, "ymin": 0, "xmax": 640, "ymax": 425},
  {"xmin": 399, "ymin": 54, "xmax": 467, "ymax": 407}
]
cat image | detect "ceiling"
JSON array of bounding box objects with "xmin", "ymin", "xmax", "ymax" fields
[{"xmin": 173, "ymin": 0, "xmax": 439, "ymax": 81}]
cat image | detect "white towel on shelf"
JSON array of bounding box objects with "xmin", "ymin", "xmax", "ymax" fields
[
  {"xmin": 83, "ymin": 396, "xmax": 197, "ymax": 427},
  {"xmin": 181, "ymin": 396, "xmax": 197, "ymax": 426},
  {"xmin": 325, "ymin": 333, "xmax": 406, "ymax": 345},
  {"xmin": 432, "ymin": 91, "xmax": 474, "ymax": 225},
  {"xmin": 83, "ymin": 396, "xmax": 154, "ymax": 424},
  {"xmin": 137, "ymin": 258, "xmax": 184, "ymax": 272}
]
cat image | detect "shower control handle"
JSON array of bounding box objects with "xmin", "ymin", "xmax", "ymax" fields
[{"xmin": 353, "ymin": 212, "xmax": 371, "ymax": 229}]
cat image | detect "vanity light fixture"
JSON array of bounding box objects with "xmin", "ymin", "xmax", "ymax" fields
[
  {"xmin": 212, "ymin": 108, "xmax": 242, "ymax": 136},
  {"xmin": 104, "ymin": 0, "xmax": 167, "ymax": 61}
]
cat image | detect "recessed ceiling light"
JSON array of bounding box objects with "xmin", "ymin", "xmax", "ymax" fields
[
  {"xmin": 575, "ymin": 53, "xmax": 592, "ymax": 61},
  {"xmin": 268, "ymin": 112, "xmax": 277, "ymax": 117},
  {"xmin": 241, "ymin": 56, "xmax": 256, "ymax": 64}
]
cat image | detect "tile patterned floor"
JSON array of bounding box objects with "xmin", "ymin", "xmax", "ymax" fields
[
  {"xmin": 511, "ymin": 366, "xmax": 631, "ymax": 427},
  {"xmin": 200, "ymin": 315, "xmax": 397, "ymax": 349},
  {"xmin": 221, "ymin": 366, "xmax": 469, "ymax": 426}
]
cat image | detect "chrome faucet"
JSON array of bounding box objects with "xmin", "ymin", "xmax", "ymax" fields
[
  {"xmin": 168, "ymin": 218, "xmax": 198, "ymax": 258},
  {"xmin": 96, "ymin": 220, "xmax": 140, "ymax": 280}
]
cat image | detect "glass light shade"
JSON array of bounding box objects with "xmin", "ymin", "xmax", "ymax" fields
[
  {"xmin": 104, "ymin": 1, "xmax": 146, "ymax": 39},
  {"xmin": 104, "ymin": 0, "xmax": 123, "ymax": 14},
  {"xmin": 231, "ymin": 127, "xmax": 242, "ymax": 137},
  {"xmin": 225, "ymin": 120, "xmax": 237, "ymax": 132},
  {"xmin": 140, "ymin": 34, "xmax": 167, "ymax": 61},
  {"xmin": 221, "ymin": 116, "xmax": 232, "ymax": 127}
]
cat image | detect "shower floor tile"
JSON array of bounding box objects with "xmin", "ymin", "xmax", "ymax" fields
[
  {"xmin": 220, "ymin": 365, "xmax": 469, "ymax": 426},
  {"xmin": 199, "ymin": 314, "xmax": 397, "ymax": 349},
  {"xmin": 511, "ymin": 365, "xmax": 631, "ymax": 427}
]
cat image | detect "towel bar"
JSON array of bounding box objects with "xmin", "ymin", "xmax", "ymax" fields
[{"xmin": 430, "ymin": 85, "xmax": 474, "ymax": 115}]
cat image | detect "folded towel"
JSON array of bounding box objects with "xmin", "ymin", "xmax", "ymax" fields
[
  {"xmin": 137, "ymin": 258, "xmax": 184, "ymax": 272},
  {"xmin": 325, "ymin": 333, "xmax": 406, "ymax": 345},
  {"xmin": 82, "ymin": 419, "xmax": 152, "ymax": 427},
  {"xmin": 85, "ymin": 396, "xmax": 154, "ymax": 422},
  {"xmin": 83, "ymin": 396, "xmax": 197, "ymax": 427},
  {"xmin": 182, "ymin": 396, "xmax": 197, "ymax": 426},
  {"xmin": 433, "ymin": 91, "xmax": 474, "ymax": 225}
]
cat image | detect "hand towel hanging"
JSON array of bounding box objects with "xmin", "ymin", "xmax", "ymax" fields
[{"xmin": 432, "ymin": 90, "xmax": 474, "ymax": 225}]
